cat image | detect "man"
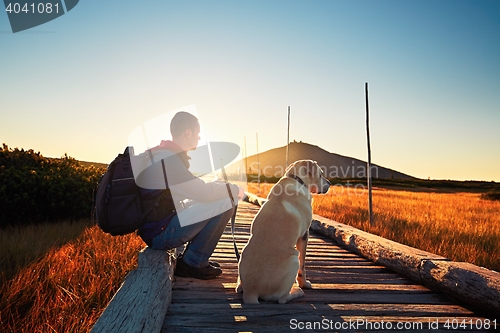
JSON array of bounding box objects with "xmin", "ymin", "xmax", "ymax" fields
[{"xmin": 136, "ymin": 111, "xmax": 244, "ymax": 279}]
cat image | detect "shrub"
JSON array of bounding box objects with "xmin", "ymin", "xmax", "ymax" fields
[
  {"xmin": 0, "ymin": 144, "xmax": 106, "ymax": 226},
  {"xmin": 481, "ymin": 190, "xmax": 500, "ymax": 201}
]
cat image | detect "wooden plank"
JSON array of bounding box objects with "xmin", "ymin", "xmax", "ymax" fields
[
  {"xmin": 310, "ymin": 216, "xmax": 448, "ymax": 282},
  {"xmin": 421, "ymin": 259, "xmax": 500, "ymax": 317},
  {"xmin": 327, "ymin": 303, "xmax": 476, "ymax": 315},
  {"xmin": 170, "ymin": 288, "xmax": 456, "ymax": 305},
  {"xmin": 91, "ymin": 248, "xmax": 175, "ymax": 333},
  {"xmin": 170, "ymin": 282, "xmax": 432, "ymax": 295},
  {"xmin": 311, "ymin": 214, "xmax": 500, "ymax": 317},
  {"xmin": 167, "ymin": 302, "xmax": 476, "ymax": 317}
]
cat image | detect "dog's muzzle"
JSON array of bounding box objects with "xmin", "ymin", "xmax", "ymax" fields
[{"xmin": 319, "ymin": 177, "xmax": 331, "ymax": 194}]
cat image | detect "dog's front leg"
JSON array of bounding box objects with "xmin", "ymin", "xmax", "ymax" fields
[{"xmin": 296, "ymin": 231, "xmax": 312, "ymax": 289}]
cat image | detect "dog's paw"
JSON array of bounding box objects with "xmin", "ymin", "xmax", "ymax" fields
[
  {"xmin": 299, "ymin": 279, "xmax": 312, "ymax": 289},
  {"xmin": 295, "ymin": 287, "xmax": 305, "ymax": 297},
  {"xmin": 278, "ymin": 287, "xmax": 305, "ymax": 304}
]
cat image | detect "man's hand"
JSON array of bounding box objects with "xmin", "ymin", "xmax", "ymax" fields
[{"xmin": 237, "ymin": 186, "xmax": 245, "ymax": 201}]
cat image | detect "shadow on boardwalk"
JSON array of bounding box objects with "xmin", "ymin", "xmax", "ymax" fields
[{"xmin": 162, "ymin": 202, "xmax": 494, "ymax": 332}]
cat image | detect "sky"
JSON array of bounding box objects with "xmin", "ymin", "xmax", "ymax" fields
[{"xmin": 1, "ymin": 0, "xmax": 499, "ymax": 181}]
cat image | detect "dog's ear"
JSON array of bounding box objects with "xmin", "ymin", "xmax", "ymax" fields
[
  {"xmin": 287, "ymin": 160, "xmax": 321, "ymax": 180},
  {"xmin": 292, "ymin": 160, "xmax": 308, "ymax": 179},
  {"xmin": 285, "ymin": 160, "xmax": 307, "ymax": 177},
  {"xmin": 305, "ymin": 160, "xmax": 320, "ymax": 179},
  {"xmin": 306, "ymin": 161, "xmax": 324, "ymax": 193}
]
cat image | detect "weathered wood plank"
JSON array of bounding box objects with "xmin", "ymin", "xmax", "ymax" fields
[
  {"xmin": 310, "ymin": 215, "xmax": 448, "ymax": 282},
  {"xmin": 170, "ymin": 287, "xmax": 456, "ymax": 305},
  {"xmin": 173, "ymin": 277, "xmax": 426, "ymax": 290},
  {"xmin": 311, "ymin": 213, "xmax": 500, "ymax": 317},
  {"xmin": 327, "ymin": 303, "xmax": 476, "ymax": 315},
  {"xmin": 421, "ymin": 259, "xmax": 500, "ymax": 317},
  {"xmin": 91, "ymin": 248, "xmax": 175, "ymax": 333},
  {"xmin": 167, "ymin": 302, "xmax": 476, "ymax": 317},
  {"xmin": 171, "ymin": 282, "xmax": 432, "ymax": 295}
]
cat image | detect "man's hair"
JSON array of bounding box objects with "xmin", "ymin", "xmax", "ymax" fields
[{"xmin": 170, "ymin": 112, "xmax": 199, "ymax": 138}]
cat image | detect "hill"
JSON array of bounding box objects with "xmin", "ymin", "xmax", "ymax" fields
[
  {"xmin": 230, "ymin": 141, "xmax": 415, "ymax": 180},
  {"xmin": 74, "ymin": 142, "xmax": 414, "ymax": 180},
  {"xmin": 78, "ymin": 160, "xmax": 108, "ymax": 169}
]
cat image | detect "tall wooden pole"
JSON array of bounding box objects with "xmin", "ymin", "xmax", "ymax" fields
[
  {"xmin": 286, "ymin": 106, "xmax": 290, "ymax": 170},
  {"xmin": 256, "ymin": 132, "xmax": 260, "ymax": 190},
  {"xmin": 365, "ymin": 82, "xmax": 374, "ymax": 226},
  {"xmin": 240, "ymin": 136, "xmax": 247, "ymax": 183},
  {"xmin": 244, "ymin": 135, "xmax": 247, "ymax": 175}
]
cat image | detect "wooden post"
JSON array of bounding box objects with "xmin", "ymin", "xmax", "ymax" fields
[
  {"xmin": 286, "ymin": 106, "xmax": 290, "ymax": 170},
  {"xmin": 256, "ymin": 132, "xmax": 260, "ymax": 190},
  {"xmin": 365, "ymin": 82, "xmax": 374, "ymax": 226},
  {"xmin": 243, "ymin": 135, "xmax": 248, "ymax": 179}
]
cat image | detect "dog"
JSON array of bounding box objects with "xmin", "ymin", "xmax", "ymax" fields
[{"xmin": 236, "ymin": 160, "xmax": 331, "ymax": 304}]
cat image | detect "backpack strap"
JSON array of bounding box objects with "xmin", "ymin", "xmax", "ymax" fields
[
  {"xmin": 139, "ymin": 157, "xmax": 171, "ymax": 223},
  {"xmin": 161, "ymin": 159, "xmax": 168, "ymax": 188}
]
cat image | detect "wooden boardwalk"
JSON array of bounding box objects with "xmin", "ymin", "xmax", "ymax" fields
[{"xmin": 162, "ymin": 201, "xmax": 494, "ymax": 332}]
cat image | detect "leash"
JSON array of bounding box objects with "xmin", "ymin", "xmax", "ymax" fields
[{"xmin": 221, "ymin": 160, "xmax": 240, "ymax": 262}]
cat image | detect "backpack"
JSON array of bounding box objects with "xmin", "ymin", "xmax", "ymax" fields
[{"xmin": 93, "ymin": 146, "xmax": 166, "ymax": 236}]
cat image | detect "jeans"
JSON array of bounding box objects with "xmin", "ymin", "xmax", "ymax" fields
[{"xmin": 150, "ymin": 198, "xmax": 235, "ymax": 268}]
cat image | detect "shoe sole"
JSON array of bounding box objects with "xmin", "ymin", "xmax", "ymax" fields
[{"xmin": 175, "ymin": 262, "xmax": 222, "ymax": 280}]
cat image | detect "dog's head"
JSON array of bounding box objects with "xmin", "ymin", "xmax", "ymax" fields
[{"xmin": 284, "ymin": 160, "xmax": 331, "ymax": 194}]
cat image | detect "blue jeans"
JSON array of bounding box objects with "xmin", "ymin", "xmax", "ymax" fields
[{"xmin": 150, "ymin": 198, "xmax": 235, "ymax": 268}]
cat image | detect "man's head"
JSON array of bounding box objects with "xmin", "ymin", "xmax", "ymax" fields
[{"xmin": 170, "ymin": 111, "xmax": 200, "ymax": 151}]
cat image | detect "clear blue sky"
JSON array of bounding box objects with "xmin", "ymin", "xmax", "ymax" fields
[{"xmin": 1, "ymin": 0, "xmax": 499, "ymax": 181}]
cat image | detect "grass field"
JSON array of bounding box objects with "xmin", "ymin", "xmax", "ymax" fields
[
  {"xmin": 0, "ymin": 223, "xmax": 144, "ymax": 332},
  {"xmin": 248, "ymin": 182, "xmax": 500, "ymax": 272},
  {"xmin": 0, "ymin": 220, "xmax": 91, "ymax": 285}
]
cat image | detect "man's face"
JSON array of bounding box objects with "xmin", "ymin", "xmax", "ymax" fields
[{"xmin": 186, "ymin": 122, "xmax": 200, "ymax": 150}]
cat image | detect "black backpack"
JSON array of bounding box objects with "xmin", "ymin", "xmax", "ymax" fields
[{"xmin": 93, "ymin": 147, "xmax": 165, "ymax": 236}]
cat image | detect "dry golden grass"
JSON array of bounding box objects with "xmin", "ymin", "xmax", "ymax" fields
[
  {"xmin": 248, "ymin": 183, "xmax": 500, "ymax": 272},
  {"xmin": 0, "ymin": 220, "xmax": 91, "ymax": 285},
  {"xmin": 0, "ymin": 224, "xmax": 144, "ymax": 333}
]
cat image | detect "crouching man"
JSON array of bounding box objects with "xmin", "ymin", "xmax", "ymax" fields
[{"xmin": 136, "ymin": 111, "xmax": 244, "ymax": 280}]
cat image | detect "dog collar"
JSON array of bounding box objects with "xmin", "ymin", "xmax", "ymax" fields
[{"xmin": 288, "ymin": 174, "xmax": 307, "ymax": 189}]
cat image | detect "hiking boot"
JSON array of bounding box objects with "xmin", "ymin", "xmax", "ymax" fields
[
  {"xmin": 175, "ymin": 257, "xmax": 222, "ymax": 280},
  {"xmin": 177, "ymin": 254, "xmax": 220, "ymax": 268},
  {"xmin": 209, "ymin": 260, "xmax": 220, "ymax": 268}
]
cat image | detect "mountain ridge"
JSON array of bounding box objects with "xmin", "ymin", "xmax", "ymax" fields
[{"xmin": 230, "ymin": 141, "xmax": 416, "ymax": 180}]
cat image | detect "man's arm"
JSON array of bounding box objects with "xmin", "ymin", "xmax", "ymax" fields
[
  {"xmin": 164, "ymin": 153, "xmax": 241, "ymax": 202},
  {"xmin": 170, "ymin": 177, "xmax": 241, "ymax": 203}
]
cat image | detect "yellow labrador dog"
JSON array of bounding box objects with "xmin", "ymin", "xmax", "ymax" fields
[{"xmin": 236, "ymin": 160, "xmax": 331, "ymax": 304}]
